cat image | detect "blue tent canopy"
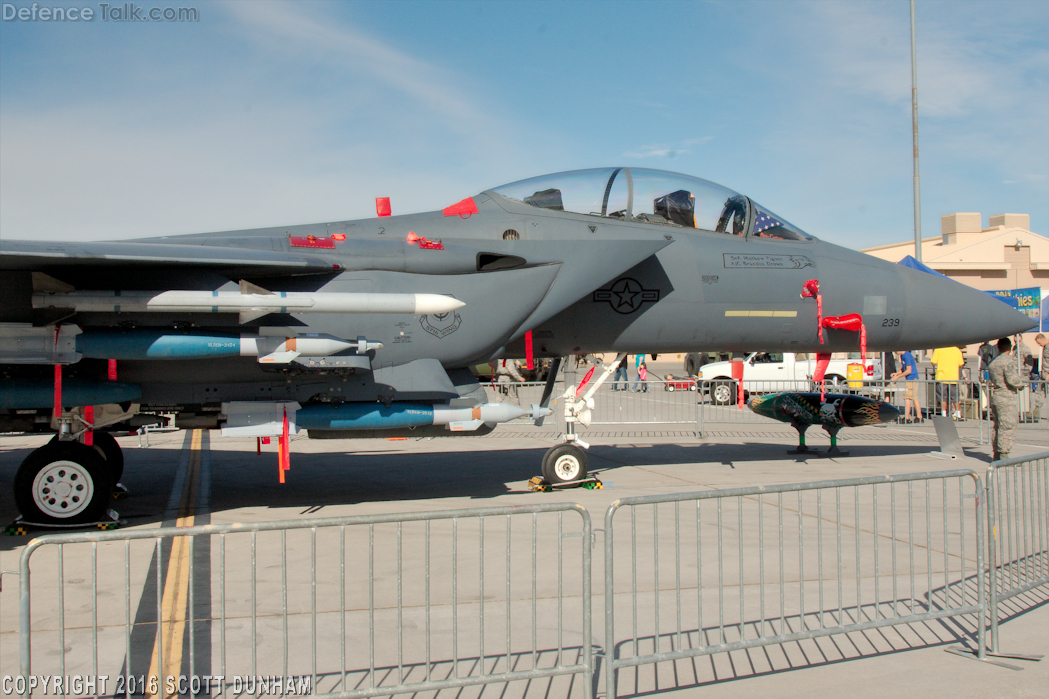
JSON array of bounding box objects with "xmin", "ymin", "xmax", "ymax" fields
[
  {"xmin": 897, "ymin": 255, "xmax": 951, "ymax": 280},
  {"xmin": 897, "ymin": 254, "xmax": 1022, "ymax": 308}
]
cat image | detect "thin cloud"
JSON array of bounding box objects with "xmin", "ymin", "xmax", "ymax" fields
[
  {"xmin": 222, "ymin": 1, "xmax": 494, "ymax": 136},
  {"xmin": 803, "ymin": 1, "xmax": 1043, "ymax": 120},
  {"xmin": 624, "ymin": 147, "xmax": 686, "ymax": 159},
  {"xmin": 0, "ymin": 1, "xmax": 525, "ymax": 240},
  {"xmin": 624, "ymin": 137, "xmax": 713, "ymax": 159}
]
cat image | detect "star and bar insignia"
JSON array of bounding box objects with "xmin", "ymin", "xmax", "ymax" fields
[{"xmin": 593, "ymin": 278, "xmax": 660, "ymax": 314}]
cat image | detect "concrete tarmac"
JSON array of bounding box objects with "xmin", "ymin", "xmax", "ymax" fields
[{"xmin": 1, "ymin": 413, "xmax": 1046, "ymax": 698}]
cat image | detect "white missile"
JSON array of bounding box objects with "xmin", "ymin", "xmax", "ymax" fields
[
  {"xmin": 33, "ymin": 286, "xmax": 464, "ymax": 323},
  {"xmin": 247, "ymin": 335, "xmax": 384, "ymax": 364},
  {"xmin": 432, "ymin": 403, "xmax": 552, "ymax": 431},
  {"xmin": 69, "ymin": 329, "xmax": 383, "ymax": 364}
]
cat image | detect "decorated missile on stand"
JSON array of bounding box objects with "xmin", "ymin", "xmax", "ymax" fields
[{"xmin": 747, "ymin": 392, "xmax": 900, "ymax": 456}]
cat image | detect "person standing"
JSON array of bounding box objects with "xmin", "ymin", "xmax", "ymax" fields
[
  {"xmin": 891, "ymin": 349, "xmax": 922, "ymax": 422},
  {"xmin": 931, "ymin": 345, "xmax": 964, "ymax": 419},
  {"xmin": 883, "ymin": 351, "xmax": 897, "ymax": 379},
  {"xmin": 492, "ymin": 358, "xmax": 525, "ymax": 405},
  {"xmin": 1037, "ymin": 334, "xmax": 1049, "ymax": 379},
  {"xmin": 612, "ymin": 354, "xmax": 629, "ymax": 391},
  {"xmin": 1036, "ymin": 334, "xmax": 1049, "ymax": 418},
  {"xmin": 989, "ymin": 337, "xmax": 1024, "ymax": 460},
  {"xmin": 632, "ymin": 354, "xmax": 649, "ymax": 392},
  {"xmin": 978, "ymin": 340, "xmax": 997, "ymax": 381},
  {"xmin": 1015, "ymin": 335, "xmax": 1042, "ymax": 421}
]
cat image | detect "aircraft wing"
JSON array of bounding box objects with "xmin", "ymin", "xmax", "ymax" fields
[{"xmin": 0, "ymin": 239, "xmax": 340, "ymax": 277}]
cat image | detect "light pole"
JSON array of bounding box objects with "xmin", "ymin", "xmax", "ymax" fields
[{"xmin": 910, "ymin": 0, "xmax": 922, "ymax": 262}]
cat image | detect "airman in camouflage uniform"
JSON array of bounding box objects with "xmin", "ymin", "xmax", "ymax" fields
[
  {"xmin": 989, "ymin": 337, "xmax": 1024, "ymax": 460},
  {"xmin": 1016, "ymin": 336, "xmax": 1042, "ymax": 421},
  {"xmin": 1037, "ymin": 333, "xmax": 1049, "ymax": 418}
]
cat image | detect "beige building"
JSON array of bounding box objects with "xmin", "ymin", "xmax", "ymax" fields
[{"xmin": 863, "ymin": 212, "xmax": 1044, "ymax": 354}]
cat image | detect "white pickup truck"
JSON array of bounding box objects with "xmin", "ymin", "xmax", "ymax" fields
[{"xmin": 696, "ymin": 352, "xmax": 882, "ymax": 405}]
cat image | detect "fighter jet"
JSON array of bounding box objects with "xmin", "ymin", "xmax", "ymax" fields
[{"xmin": 0, "ymin": 167, "xmax": 1034, "ymax": 524}]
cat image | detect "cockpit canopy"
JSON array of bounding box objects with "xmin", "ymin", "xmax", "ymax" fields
[{"xmin": 489, "ymin": 167, "xmax": 812, "ymax": 241}]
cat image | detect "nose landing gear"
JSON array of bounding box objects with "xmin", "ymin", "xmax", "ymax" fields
[{"xmin": 536, "ymin": 352, "xmax": 628, "ymax": 487}]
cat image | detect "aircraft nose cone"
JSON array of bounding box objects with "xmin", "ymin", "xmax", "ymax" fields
[{"xmin": 898, "ymin": 267, "xmax": 1035, "ymax": 346}]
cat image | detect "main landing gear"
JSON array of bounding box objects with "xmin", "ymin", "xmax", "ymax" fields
[
  {"xmin": 11, "ymin": 419, "xmax": 126, "ymax": 529},
  {"xmin": 14, "ymin": 440, "xmax": 114, "ymax": 525}
]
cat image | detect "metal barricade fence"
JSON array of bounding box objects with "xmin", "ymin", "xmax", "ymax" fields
[
  {"xmin": 1013, "ymin": 380, "xmax": 1047, "ymax": 431},
  {"xmin": 696, "ymin": 378, "xmax": 988, "ymax": 439},
  {"xmin": 1, "ymin": 569, "xmax": 17, "ymax": 682},
  {"xmin": 491, "ymin": 380, "xmax": 703, "ymax": 429},
  {"xmin": 696, "ymin": 379, "xmax": 814, "ymax": 431},
  {"xmin": 444, "ymin": 372, "xmax": 1024, "ymax": 437},
  {"xmin": 872, "ymin": 377, "xmax": 987, "ymax": 442},
  {"xmin": 986, "ymin": 452, "xmax": 1049, "ymax": 655},
  {"xmin": 603, "ymin": 470, "xmax": 986, "ymax": 698},
  {"xmin": 588, "ymin": 380, "xmax": 700, "ymax": 427},
  {"xmin": 487, "ymin": 381, "xmax": 549, "ymax": 414},
  {"xmin": 17, "ymin": 503, "xmax": 593, "ymax": 699}
]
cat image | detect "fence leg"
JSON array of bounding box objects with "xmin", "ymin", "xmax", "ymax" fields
[
  {"xmin": 696, "ymin": 391, "xmax": 703, "ymax": 439},
  {"xmin": 976, "ymin": 463, "xmax": 1047, "ymax": 666}
]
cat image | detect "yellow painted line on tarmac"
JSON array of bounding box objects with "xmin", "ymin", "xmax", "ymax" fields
[{"xmin": 146, "ymin": 429, "xmax": 202, "ymax": 699}]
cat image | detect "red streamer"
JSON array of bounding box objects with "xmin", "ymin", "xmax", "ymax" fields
[
  {"xmin": 278, "ymin": 407, "xmax": 290, "ymax": 483},
  {"xmin": 801, "ymin": 280, "xmax": 823, "ymax": 344},
  {"xmin": 84, "ymin": 405, "xmax": 94, "ymax": 446},
  {"xmin": 576, "ymin": 367, "xmax": 596, "ymax": 399},
  {"xmin": 822, "ymin": 313, "xmax": 862, "ymax": 332},
  {"xmin": 860, "ymin": 323, "xmax": 867, "ymax": 367},
  {"xmin": 814, "ymin": 353, "xmax": 831, "ymax": 402},
  {"xmin": 822, "ymin": 313, "xmax": 867, "ymax": 368},
  {"xmin": 53, "ymin": 364, "xmax": 62, "ymax": 417}
]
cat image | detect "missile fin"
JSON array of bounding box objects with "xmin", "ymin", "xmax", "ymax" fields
[
  {"xmin": 239, "ymin": 310, "xmax": 271, "ymax": 324},
  {"xmin": 448, "ymin": 419, "xmax": 485, "ymax": 432},
  {"xmin": 32, "ymin": 272, "xmax": 76, "ymax": 293},
  {"xmin": 259, "ymin": 350, "xmax": 301, "ymax": 364},
  {"xmin": 240, "ymin": 279, "xmax": 274, "ymax": 296}
]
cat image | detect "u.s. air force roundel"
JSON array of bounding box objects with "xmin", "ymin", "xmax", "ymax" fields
[
  {"xmin": 420, "ymin": 312, "xmax": 462, "ymax": 338},
  {"xmin": 593, "ymin": 278, "xmax": 660, "ymax": 314}
]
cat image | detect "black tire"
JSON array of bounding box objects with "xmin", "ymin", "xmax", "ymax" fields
[
  {"xmin": 684, "ymin": 353, "xmax": 700, "ymax": 377},
  {"xmin": 14, "ymin": 441, "xmax": 114, "ymax": 524},
  {"xmin": 711, "ymin": 380, "xmax": 736, "ymax": 406},
  {"xmin": 541, "ymin": 444, "xmax": 589, "ymax": 484},
  {"xmin": 91, "ymin": 431, "xmax": 124, "ymax": 483},
  {"xmin": 49, "ymin": 432, "xmax": 124, "ymax": 483},
  {"xmin": 667, "ymin": 385, "xmax": 676, "ymax": 392}
]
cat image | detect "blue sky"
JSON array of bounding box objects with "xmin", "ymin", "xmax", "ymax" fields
[{"xmin": 1, "ymin": 0, "xmax": 1046, "ymax": 248}]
